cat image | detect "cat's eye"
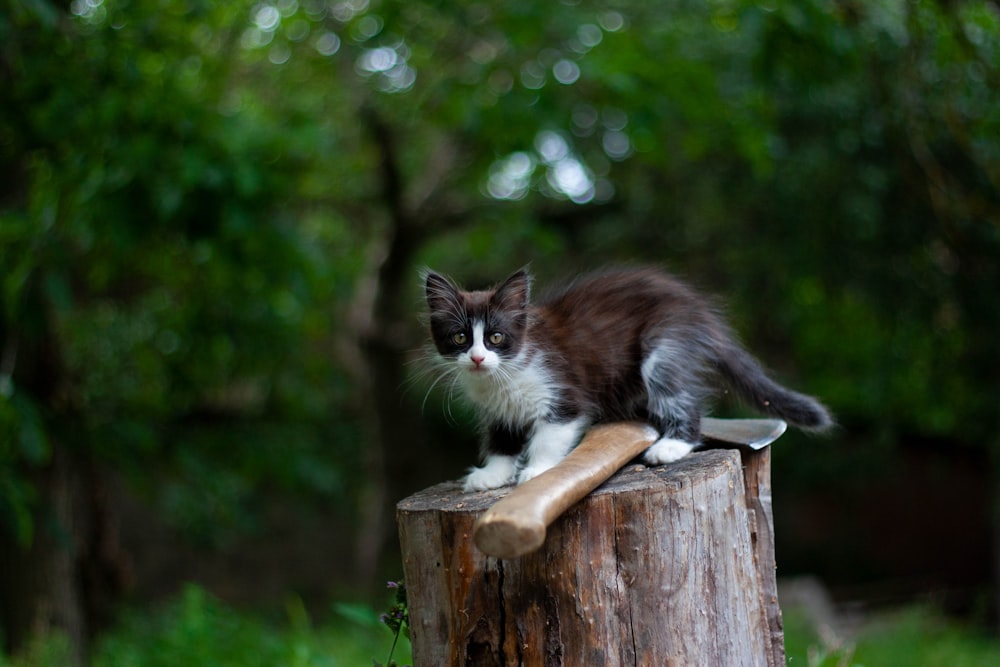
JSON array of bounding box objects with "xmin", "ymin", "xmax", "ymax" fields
[
  {"xmin": 488, "ymin": 332, "xmax": 504, "ymax": 345},
  {"xmin": 452, "ymin": 332, "xmax": 467, "ymax": 345}
]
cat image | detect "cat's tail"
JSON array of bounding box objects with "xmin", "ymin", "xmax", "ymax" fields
[{"xmin": 714, "ymin": 343, "xmax": 834, "ymax": 431}]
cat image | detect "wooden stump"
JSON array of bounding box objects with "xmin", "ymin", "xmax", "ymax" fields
[{"xmin": 397, "ymin": 448, "xmax": 784, "ymax": 667}]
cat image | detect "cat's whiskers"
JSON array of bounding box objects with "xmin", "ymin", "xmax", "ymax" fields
[
  {"xmin": 419, "ymin": 366, "xmax": 453, "ymax": 415},
  {"xmin": 444, "ymin": 370, "xmax": 467, "ymax": 424},
  {"xmin": 404, "ymin": 349, "xmax": 463, "ymax": 426}
]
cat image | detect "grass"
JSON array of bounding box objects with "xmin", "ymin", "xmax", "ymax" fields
[
  {"xmin": 0, "ymin": 584, "xmax": 412, "ymax": 667},
  {"xmin": 4, "ymin": 585, "xmax": 1000, "ymax": 667},
  {"xmin": 784, "ymin": 604, "xmax": 1000, "ymax": 667}
]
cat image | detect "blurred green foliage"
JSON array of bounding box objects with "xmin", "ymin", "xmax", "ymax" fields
[
  {"xmin": 0, "ymin": 584, "xmax": 412, "ymax": 667},
  {"xmin": 1, "ymin": 0, "xmax": 998, "ymax": 642},
  {"xmin": 4, "ymin": 585, "xmax": 1000, "ymax": 667},
  {"xmin": 784, "ymin": 604, "xmax": 1000, "ymax": 666},
  {"xmin": 1, "ymin": 0, "xmax": 366, "ymax": 545}
]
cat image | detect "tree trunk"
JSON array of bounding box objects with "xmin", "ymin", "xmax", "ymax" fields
[
  {"xmin": 0, "ymin": 445, "xmax": 131, "ymax": 665},
  {"xmin": 397, "ymin": 448, "xmax": 785, "ymax": 667},
  {"xmin": 0, "ymin": 445, "xmax": 87, "ymax": 663},
  {"xmin": 1, "ymin": 276, "xmax": 132, "ymax": 663}
]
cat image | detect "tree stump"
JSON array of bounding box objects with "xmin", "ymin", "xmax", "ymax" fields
[{"xmin": 396, "ymin": 447, "xmax": 784, "ymax": 667}]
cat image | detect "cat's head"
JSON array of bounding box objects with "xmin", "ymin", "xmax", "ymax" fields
[{"xmin": 424, "ymin": 269, "xmax": 531, "ymax": 375}]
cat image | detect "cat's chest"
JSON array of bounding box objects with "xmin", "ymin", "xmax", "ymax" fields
[{"xmin": 461, "ymin": 359, "xmax": 556, "ymax": 425}]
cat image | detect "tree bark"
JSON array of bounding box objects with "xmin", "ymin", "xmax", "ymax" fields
[
  {"xmin": 397, "ymin": 448, "xmax": 785, "ymax": 667},
  {"xmin": 1, "ymin": 279, "xmax": 131, "ymax": 663},
  {"xmin": 0, "ymin": 445, "xmax": 132, "ymax": 665},
  {"xmin": 1, "ymin": 445, "xmax": 87, "ymax": 664}
]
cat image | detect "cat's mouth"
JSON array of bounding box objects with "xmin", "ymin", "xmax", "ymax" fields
[
  {"xmin": 466, "ymin": 360, "xmax": 496, "ymax": 375},
  {"xmin": 467, "ymin": 355, "xmax": 492, "ymax": 373}
]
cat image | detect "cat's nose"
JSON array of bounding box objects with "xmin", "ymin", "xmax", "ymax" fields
[{"xmin": 471, "ymin": 354, "xmax": 486, "ymax": 367}]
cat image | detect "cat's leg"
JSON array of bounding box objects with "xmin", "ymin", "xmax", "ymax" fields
[
  {"xmin": 640, "ymin": 341, "xmax": 702, "ymax": 465},
  {"xmin": 644, "ymin": 414, "xmax": 700, "ymax": 464},
  {"xmin": 517, "ymin": 416, "xmax": 588, "ymax": 484},
  {"xmin": 463, "ymin": 422, "xmax": 525, "ymax": 491}
]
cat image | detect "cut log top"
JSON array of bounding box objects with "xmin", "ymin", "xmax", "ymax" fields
[{"xmin": 398, "ymin": 448, "xmax": 741, "ymax": 515}]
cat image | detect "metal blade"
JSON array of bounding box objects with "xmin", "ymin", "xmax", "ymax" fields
[{"xmin": 699, "ymin": 417, "xmax": 787, "ymax": 450}]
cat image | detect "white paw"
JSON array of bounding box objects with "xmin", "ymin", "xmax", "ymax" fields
[
  {"xmin": 643, "ymin": 437, "xmax": 696, "ymax": 466},
  {"xmin": 462, "ymin": 456, "xmax": 517, "ymax": 491},
  {"xmin": 516, "ymin": 461, "xmax": 557, "ymax": 485}
]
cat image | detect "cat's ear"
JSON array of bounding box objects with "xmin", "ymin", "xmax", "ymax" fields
[
  {"xmin": 492, "ymin": 269, "xmax": 531, "ymax": 311},
  {"xmin": 425, "ymin": 270, "xmax": 459, "ymax": 311}
]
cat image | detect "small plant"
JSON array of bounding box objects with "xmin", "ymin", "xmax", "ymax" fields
[{"xmin": 374, "ymin": 581, "xmax": 410, "ymax": 667}]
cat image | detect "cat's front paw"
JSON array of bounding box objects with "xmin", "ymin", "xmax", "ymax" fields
[
  {"xmin": 643, "ymin": 437, "xmax": 696, "ymax": 465},
  {"xmin": 516, "ymin": 461, "xmax": 557, "ymax": 485},
  {"xmin": 463, "ymin": 467, "xmax": 514, "ymax": 491},
  {"xmin": 462, "ymin": 456, "xmax": 517, "ymax": 491}
]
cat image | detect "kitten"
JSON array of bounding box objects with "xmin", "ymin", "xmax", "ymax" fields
[{"xmin": 424, "ymin": 267, "xmax": 832, "ymax": 491}]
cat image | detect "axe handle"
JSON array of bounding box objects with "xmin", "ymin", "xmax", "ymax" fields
[{"xmin": 472, "ymin": 422, "xmax": 658, "ymax": 559}]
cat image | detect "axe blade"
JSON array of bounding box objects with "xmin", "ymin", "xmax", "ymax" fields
[{"xmin": 699, "ymin": 417, "xmax": 787, "ymax": 450}]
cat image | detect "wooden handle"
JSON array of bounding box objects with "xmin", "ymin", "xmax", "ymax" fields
[{"xmin": 472, "ymin": 422, "xmax": 659, "ymax": 559}]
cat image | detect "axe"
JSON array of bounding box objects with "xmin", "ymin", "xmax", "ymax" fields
[{"xmin": 472, "ymin": 418, "xmax": 786, "ymax": 559}]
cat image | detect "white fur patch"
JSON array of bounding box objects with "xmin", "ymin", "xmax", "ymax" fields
[
  {"xmin": 464, "ymin": 454, "xmax": 517, "ymax": 491},
  {"xmin": 643, "ymin": 437, "xmax": 696, "ymax": 465},
  {"xmin": 459, "ymin": 350, "xmax": 556, "ymax": 427},
  {"xmin": 517, "ymin": 417, "xmax": 588, "ymax": 484}
]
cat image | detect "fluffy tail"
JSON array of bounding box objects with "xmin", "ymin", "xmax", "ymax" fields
[{"xmin": 714, "ymin": 344, "xmax": 834, "ymax": 431}]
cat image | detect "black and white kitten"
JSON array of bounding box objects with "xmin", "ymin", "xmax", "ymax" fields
[{"xmin": 424, "ymin": 267, "xmax": 832, "ymax": 491}]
